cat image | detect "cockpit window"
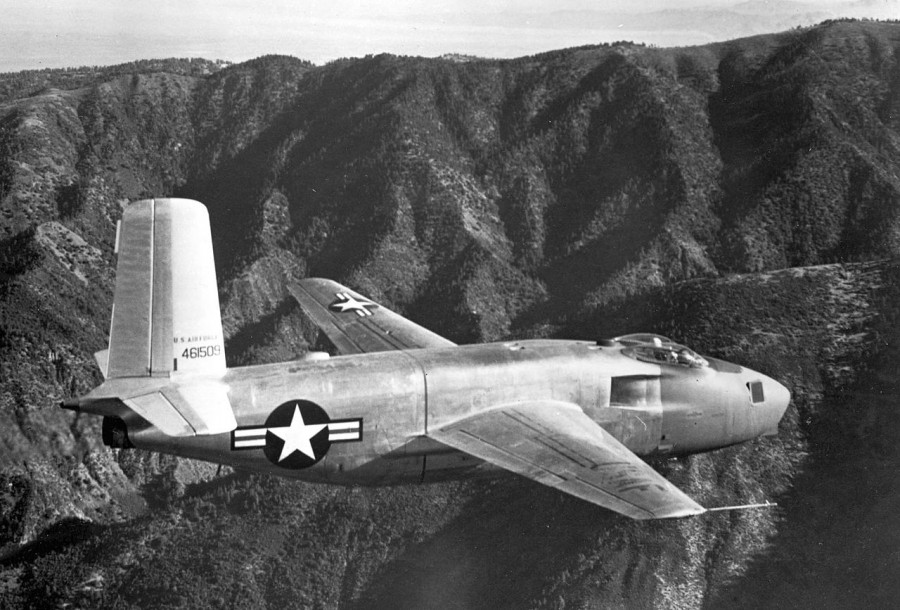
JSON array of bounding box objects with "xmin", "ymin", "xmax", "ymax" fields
[{"xmin": 624, "ymin": 345, "xmax": 709, "ymax": 368}]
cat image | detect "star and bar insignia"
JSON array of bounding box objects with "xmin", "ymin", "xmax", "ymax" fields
[
  {"xmin": 231, "ymin": 400, "xmax": 362, "ymax": 469},
  {"xmin": 329, "ymin": 292, "xmax": 378, "ymax": 317}
]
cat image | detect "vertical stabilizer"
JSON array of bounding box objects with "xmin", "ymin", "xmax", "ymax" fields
[{"xmin": 107, "ymin": 199, "xmax": 226, "ymax": 379}]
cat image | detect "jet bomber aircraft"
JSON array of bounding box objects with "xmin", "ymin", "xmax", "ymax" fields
[{"xmin": 64, "ymin": 198, "xmax": 790, "ymax": 520}]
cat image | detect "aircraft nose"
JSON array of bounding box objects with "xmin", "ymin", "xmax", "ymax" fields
[{"xmin": 760, "ymin": 377, "xmax": 791, "ymax": 436}]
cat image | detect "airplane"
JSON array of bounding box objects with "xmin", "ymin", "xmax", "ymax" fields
[{"xmin": 62, "ymin": 198, "xmax": 791, "ymax": 520}]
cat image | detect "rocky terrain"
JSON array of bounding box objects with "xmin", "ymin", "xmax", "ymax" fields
[{"xmin": 1, "ymin": 19, "xmax": 899, "ymax": 608}]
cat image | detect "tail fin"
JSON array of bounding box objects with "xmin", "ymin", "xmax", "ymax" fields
[
  {"xmin": 87, "ymin": 198, "xmax": 236, "ymax": 437},
  {"xmin": 108, "ymin": 198, "xmax": 226, "ymax": 378}
]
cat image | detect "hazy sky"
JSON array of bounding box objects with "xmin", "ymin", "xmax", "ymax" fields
[{"xmin": 1, "ymin": 0, "xmax": 896, "ymax": 72}]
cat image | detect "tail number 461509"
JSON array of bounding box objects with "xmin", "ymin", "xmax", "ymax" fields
[{"xmin": 181, "ymin": 345, "xmax": 222, "ymax": 359}]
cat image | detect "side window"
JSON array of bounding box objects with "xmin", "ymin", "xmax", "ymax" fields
[
  {"xmin": 611, "ymin": 376, "xmax": 649, "ymax": 406},
  {"xmin": 747, "ymin": 381, "xmax": 765, "ymax": 404}
]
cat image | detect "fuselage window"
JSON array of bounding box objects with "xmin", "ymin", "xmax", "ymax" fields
[
  {"xmin": 747, "ymin": 381, "xmax": 765, "ymax": 404},
  {"xmin": 610, "ymin": 376, "xmax": 651, "ymax": 406}
]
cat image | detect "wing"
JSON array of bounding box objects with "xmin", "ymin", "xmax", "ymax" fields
[
  {"xmin": 288, "ymin": 278, "xmax": 456, "ymax": 355},
  {"xmin": 429, "ymin": 401, "xmax": 705, "ymax": 520}
]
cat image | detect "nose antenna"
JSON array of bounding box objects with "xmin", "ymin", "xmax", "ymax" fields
[{"xmin": 705, "ymin": 500, "xmax": 777, "ymax": 513}]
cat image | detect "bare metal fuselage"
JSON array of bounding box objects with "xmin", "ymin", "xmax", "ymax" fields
[{"xmin": 111, "ymin": 339, "xmax": 786, "ymax": 486}]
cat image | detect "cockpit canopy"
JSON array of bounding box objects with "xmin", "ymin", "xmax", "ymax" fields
[
  {"xmin": 613, "ymin": 333, "xmax": 675, "ymax": 347},
  {"xmin": 612, "ymin": 333, "xmax": 709, "ymax": 369}
]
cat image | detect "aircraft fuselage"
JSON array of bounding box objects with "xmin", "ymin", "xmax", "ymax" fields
[{"xmin": 112, "ymin": 339, "xmax": 787, "ymax": 486}]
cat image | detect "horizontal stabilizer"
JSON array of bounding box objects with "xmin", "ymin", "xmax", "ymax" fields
[
  {"xmin": 125, "ymin": 392, "xmax": 193, "ymax": 436},
  {"xmin": 83, "ymin": 378, "xmax": 236, "ymax": 437},
  {"xmin": 430, "ymin": 400, "xmax": 705, "ymax": 520}
]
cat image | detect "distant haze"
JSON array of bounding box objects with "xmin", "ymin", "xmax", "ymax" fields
[{"xmin": 1, "ymin": 0, "xmax": 897, "ymax": 72}]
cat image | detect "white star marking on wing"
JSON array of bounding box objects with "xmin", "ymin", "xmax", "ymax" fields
[
  {"xmin": 268, "ymin": 405, "xmax": 328, "ymax": 462},
  {"xmin": 331, "ymin": 292, "xmax": 376, "ymax": 315}
]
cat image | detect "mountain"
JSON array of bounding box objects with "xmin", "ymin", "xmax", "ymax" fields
[{"xmin": 1, "ymin": 20, "xmax": 900, "ymax": 608}]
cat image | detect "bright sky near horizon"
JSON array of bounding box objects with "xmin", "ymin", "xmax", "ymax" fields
[{"xmin": 1, "ymin": 0, "xmax": 896, "ymax": 72}]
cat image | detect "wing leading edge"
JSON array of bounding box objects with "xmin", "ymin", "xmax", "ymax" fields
[
  {"xmin": 288, "ymin": 279, "xmax": 456, "ymax": 355},
  {"xmin": 429, "ymin": 401, "xmax": 706, "ymax": 520}
]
